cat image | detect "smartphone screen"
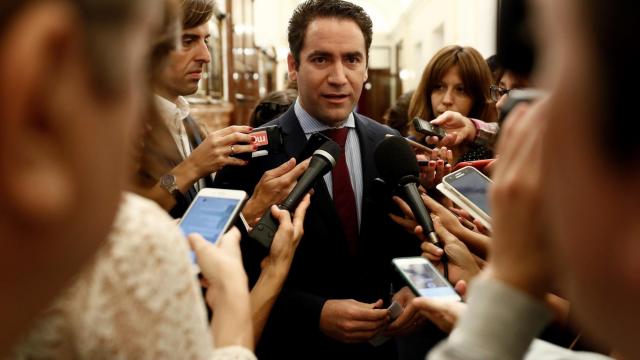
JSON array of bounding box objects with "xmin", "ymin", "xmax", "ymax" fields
[
  {"xmin": 179, "ymin": 191, "xmax": 245, "ymax": 262},
  {"xmin": 445, "ymin": 167, "xmax": 492, "ymax": 216},
  {"xmin": 393, "ymin": 257, "xmax": 461, "ymax": 300}
]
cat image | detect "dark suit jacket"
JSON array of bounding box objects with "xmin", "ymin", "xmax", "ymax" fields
[{"xmin": 214, "ymin": 106, "xmax": 421, "ymax": 359}]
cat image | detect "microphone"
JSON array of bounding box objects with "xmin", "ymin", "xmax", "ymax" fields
[
  {"xmin": 374, "ymin": 136, "xmax": 441, "ymax": 248},
  {"xmin": 249, "ymin": 140, "xmax": 341, "ymax": 248}
]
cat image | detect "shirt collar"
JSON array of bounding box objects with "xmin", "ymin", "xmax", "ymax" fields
[
  {"xmin": 294, "ymin": 98, "xmax": 355, "ymax": 135},
  {"xmin": 155, "ymin": 95, "xmax": 190, "ymax": 133}
]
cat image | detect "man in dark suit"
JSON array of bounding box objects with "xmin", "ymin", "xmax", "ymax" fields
[{"xmin": 215, "ymin": 1, "xmax": 422, "ymax": 358}]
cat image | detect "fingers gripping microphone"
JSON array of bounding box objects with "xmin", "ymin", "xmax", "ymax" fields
[
  {"xmin": 249, "ymin": 140, "xmax": 341, "ymax": 248},
  {"xmin": 374, "ymin": 136, "xmax": 441, "ymax": 248}
]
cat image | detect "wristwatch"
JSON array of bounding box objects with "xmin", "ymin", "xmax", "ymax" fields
[{"xmin": 160, "ymin": 173, "xmax": 179, "ymax": 195}]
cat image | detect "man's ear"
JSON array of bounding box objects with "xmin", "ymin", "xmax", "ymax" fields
[
  {"xmin": 0, "ymin": 2, "xmax": 83, "ymax": 224},
  {"xmin": 363, "ymin": 66, "xmax": 369, "ymax": 83},
  {"xmin": 287, "ymin": 53, "xmax": 298, "ymax": 81}
]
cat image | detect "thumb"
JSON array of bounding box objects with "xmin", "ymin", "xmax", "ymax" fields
[
  {"xmin": 266, "ymin": 158, "xmax": 296, "ymax": 179},
  {"xmin": 188, "ymin": 233, "xmax": 209, "ymax": 253},
  {"xmin": 270, "ymin": 205, "xmax": 292, "ymax": 224},
  {"xmin": 431, "ymin": 113, "xmax": 447, "ymax": 125},
  {"xmin": 370, "ymin": 299, "xmax": 384, "ymax": 309},
  {"xmin": 454, "ymin": 280, "xmax": 467, "ymax": 298},
  {"xmin": 217, "ymin": 227, "xmax": 241, "ymax": 252}
]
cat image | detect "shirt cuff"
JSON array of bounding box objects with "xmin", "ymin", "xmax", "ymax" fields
[
  {"xmin": 238, "ymin": 213, "xmax": 251, "ymax": 232},
  {"xmin": 447, "ymin": 276, "xmax": 553, "ymax": 359},
  {"xmin": 470, "ymin": 118, "xmax": 500, "ymax": 148}
]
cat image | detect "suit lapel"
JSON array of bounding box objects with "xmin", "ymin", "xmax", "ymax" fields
[
  {"xmin": 184, "ymin": 115, "xmax": 217, "ymax": 188},
  {"xmin": 354, "ymin": 114, "xmax": 381, "ymax": 230},
  {"xmin": 279, "ymin": 106, "xmax": 307, "ymax": 159}
]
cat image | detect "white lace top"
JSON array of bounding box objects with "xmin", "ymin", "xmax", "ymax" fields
[{"xmin": 12, "ymin": 193, "xmax": 256, "ymax": 360}]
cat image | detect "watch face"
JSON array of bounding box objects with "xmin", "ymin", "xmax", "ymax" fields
[{"xmin": 160, "ymin": 174, "xmax": 175, "ymax": 188}]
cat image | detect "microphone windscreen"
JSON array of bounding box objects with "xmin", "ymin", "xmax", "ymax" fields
[
  {"xmin": 374, "ymin": 135, "xmax": 419, "ymax": 185},
  {"xmin": 314, "ymin": 139, "xmax": 341, "ymax": 167}
]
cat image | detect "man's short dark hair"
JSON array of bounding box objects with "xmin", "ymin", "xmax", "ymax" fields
[
  {"xmin": 287, "ymin": 0, "xmax": 373, "ymax": 67},
  {"xmin": 181, "ymin": 0, "xmax": 214, "ymax": 29}
]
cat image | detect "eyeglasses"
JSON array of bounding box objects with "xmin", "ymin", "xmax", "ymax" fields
[{"xmin": 489, "ymin": 85, "xmax": 511, "ymax": 102}]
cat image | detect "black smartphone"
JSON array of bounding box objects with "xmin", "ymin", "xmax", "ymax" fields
[
  {"xmin": 413, "ymin": 117, "xmax": 446, "ymax": 138},
  {"xmin": 498, "ymin": 89, "xmax": 546, "ymax": 125},
  {"xmin": 296, "ymin": 132, "xmax": 331, "ymax": 162}
]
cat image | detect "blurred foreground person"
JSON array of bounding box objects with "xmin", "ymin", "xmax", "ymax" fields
[
  {"xmin": 0, "ymin": 0, "xmax": 158, "ymax": 354},
  {"xmin": 7, "ymin": 0, "xmax": 306, "ymax": 358},
  {"xmin": 427, "ymin": 0, "xmax": 639, "ymax": 358}
]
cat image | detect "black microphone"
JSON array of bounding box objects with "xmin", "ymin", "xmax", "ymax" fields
[
  {"xmin": 374, "ymin": 136, "xmax": 441, "ymax": 248},
  {"xmin": 249, "ymin": 140, "xmax": 341, "ymax": 248}
]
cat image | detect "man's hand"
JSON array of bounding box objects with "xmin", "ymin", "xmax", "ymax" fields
[
  {"xmin": 384, "ymin": 287, "xmax": 427, "ymax": 337},
  {"xmin": 185, "ymin": 125, "xmax": 254, "ymax": 178},
  {"xmin": 260, "ymin": 194, "xmax": 311, "ymax": 271},
  {"xmin": 242, "ymin": 158, "xmax": 310, "ymax": 226},
  {"xmin": 319, "ymin": 299, "xmax": 390, "ymax": 343},
  {"xmin": 388, "ymin": 195, "xmax": 419, "ymax": 236}
]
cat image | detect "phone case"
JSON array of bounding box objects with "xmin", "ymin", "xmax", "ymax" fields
[
  {"xmin": 232, "ymin": 125, "xmax": 283, "ymax": 160},
  {"xmin": 392, "ymin": 257, "xmax": 461, "ymax": 301},
  {"xmin": 436, "ymin": 182, "xmax": 492, "ymax": 230}
]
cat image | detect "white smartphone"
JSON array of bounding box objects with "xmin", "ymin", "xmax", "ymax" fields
[
  {"xmin": 437, "ymin": 166, "xmax": 493, "ymax": 230},
  {"xmin": 392, "ymin": 257, "xmax": 461, "ymax": 301},
  {"xmin": 179, "ymin": 188, "xmax": 247, "ymax": 263}
]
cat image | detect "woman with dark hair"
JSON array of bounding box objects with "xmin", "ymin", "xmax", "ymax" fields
[
  {"xmin": 407, "ymin": 45, "xmax": 494, "ymax": 187},
  {"xmin": 409, "ymin": 46, "xmax": 494, "ymax": 132}
]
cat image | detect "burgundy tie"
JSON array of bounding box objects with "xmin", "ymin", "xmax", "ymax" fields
[{"xmin": 322, "ymin": 128, "xmax": 358, "ymax": 255}]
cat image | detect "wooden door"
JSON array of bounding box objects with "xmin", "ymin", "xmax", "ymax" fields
[{"xmin": 357, "ymin": 69, "xmax": 392, "ymax": 123}]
